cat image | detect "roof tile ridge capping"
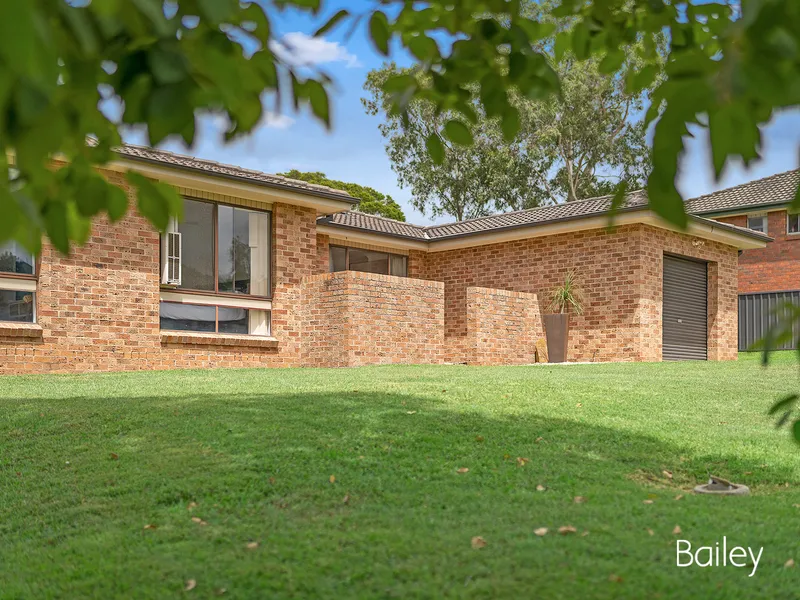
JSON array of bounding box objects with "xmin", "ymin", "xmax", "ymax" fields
[
  {"xmin": 686, "ymin": 168, "xmax": 800, "ymax": 203},
  {"xmin": 113, "ymin": 143, "xmax": 357, "ymax": 200},
  {"xmin": 424, "ymin": 189, "xmax": 648, "ymax": 231},
  {"xmin": 339, "ymin": 210, "xmax": 426, "ymax": 228}
]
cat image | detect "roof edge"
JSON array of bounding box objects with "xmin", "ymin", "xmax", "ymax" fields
[{"xmin": 115, "ymin": 150, "xmax": 359, "ymax": 205}]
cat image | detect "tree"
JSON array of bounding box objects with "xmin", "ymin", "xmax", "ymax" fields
[
  {"xmin": 3, "ymin": 1, "xmax": 799, "ymax": 251},
  {"xmin": 521, "ymin": 54, "xmax": 653, "ymax": 204},
  {"xmin": 364, "ymin": 64, "xmax": 549, "ymax": 221},
  {"xmin": 277, "ymin": 170, "xmax": 406, "ymax": 221},
  {"xmin": 364, "ymin": 51, "xmax": 654, "ymax": 219}
]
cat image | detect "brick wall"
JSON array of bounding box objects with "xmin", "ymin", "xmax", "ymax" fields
[
  {"xmin": 465, "ymin": 287, "xmax": 541, "ymax": 365},
  {"xmin": 715, "ymin": 211, "xmax": 800, "ymax": 294},
  {"xmin": 316, "ymin": 233, "xmax": 330, "ymax": 273},
  {"xmin": 0, "ymin": 170, "xmax": 319, "ymax": 374},
  {"xmin": 420, "ymin": 224, "xmax": 738, "ymax": 363},
  {"xmin": 422, "ymin": 225, "xmax": 643, "ymax": 362},
  {"xmin": 636, "ymin": 225, "xmax": 738, "ymax": 361},
  {"xmin": 301, "ymin": 270, "xmax": 444, "ymax": 367}
]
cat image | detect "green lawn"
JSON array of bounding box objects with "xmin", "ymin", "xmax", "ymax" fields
[{"xmin": 2, "ymin": 353, "xmax": 800, "ymax": 599}]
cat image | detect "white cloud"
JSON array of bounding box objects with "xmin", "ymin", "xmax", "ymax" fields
[
  {"xmin": 208, "ymin": 111, "xmax": 295, "ymax": 132},
  {"xmin": 262, "ymin": 112, "xmax": 295, "ymax": 130},
  {"xmin": 269, "ymin": 32, "xmax": 361, "ymax": 68}
]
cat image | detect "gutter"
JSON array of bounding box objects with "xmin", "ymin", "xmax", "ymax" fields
[
  {"xmin": 319, "ymin": 205, "xmax": 773, "ymax": 246},
  {"xmin": 115, "ymin": 152, "xmax": 359, "ymax": 205}
]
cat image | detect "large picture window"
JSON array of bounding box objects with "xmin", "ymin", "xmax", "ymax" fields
[
  {"xmin": 159, "ymin": 198, "xmax": 272, "ymax": 336},
  {"xmin": 329, "ymin": 245, "xmax": 408, "ymax": 277},
  {"xmin": 0, "ymin": 241, "xmax": 36, "ymax": 323}
]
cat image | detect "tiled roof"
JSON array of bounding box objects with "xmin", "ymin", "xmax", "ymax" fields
[
  {"xmin": 317, "ymin": 211, "xmax": 429, "ymax": 240},
  {"xmin": 426, "ymin": 190, "xmax": 650, "ymax": 238},
  {"xmin": 318, "ymin": 188, "xmax": 769, "ymax": 244},
  {"xmin": 684, "ymin": 169, "xmax": 800, "ymax": 215},
  {"xmin": 114, "ymin": 144, "xmax": 358, "ymax": 203},
  {"xmin": 319, "ymin": 190, "xmax": 650, "ymax": 241}
]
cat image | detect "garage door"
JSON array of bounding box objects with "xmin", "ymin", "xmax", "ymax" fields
[{"xmin": 663, "ymin": 255, "xmax": 708, "ymax": 361}]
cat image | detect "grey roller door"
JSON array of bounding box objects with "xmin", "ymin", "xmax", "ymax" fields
[{"xmin": 663, "ymin": 255, "xmax": 708, "ymax": 361}]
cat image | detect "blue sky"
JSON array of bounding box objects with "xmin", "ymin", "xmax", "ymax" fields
[{"xmin": 126, "ymin": 1, "xmax": 800, "ymax": 226}]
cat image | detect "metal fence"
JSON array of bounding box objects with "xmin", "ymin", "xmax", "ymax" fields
[{"xmin": 739, "ymin": 291, "xmax": 800, "ymax": 351}]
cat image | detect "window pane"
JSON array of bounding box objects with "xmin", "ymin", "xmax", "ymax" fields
[
  {"xmin": 218, "ymin": 306, "xmax": 249, "ymax": 334},
  {"xmin": 179, "ymin": 199, "xmax": 215, "ymax": 291},
  {"xmin": 0, "ymin": 241, "xmax": 35, "ymax": 275},
  {"xmin": 219, "ymin": 206, "xmax": 270, "ymax": 295},
  {"xmin": 0, "ymin": 290, "xmax": 34, "ymax": 322},
  {"xmin": 348, "ymin": 249, "xmax": 389, "ymax": 274},
  {"xmin": 390, "ymin": 255, "xmax": 408, "ymax": 277},
  {"xmin": 160, "ymin": 302, "xmax": 215, "ymax": 332},
  {"xmin": 789, "ymin": 214, "xmax": 800, "ymax": 234},
  {"xmin": 747, "ymin": 216, "xmax": 766, "ymax": 233},
  {"xmin": 330, "ymin": 246, "xmax": 346, "ymax": 272}
]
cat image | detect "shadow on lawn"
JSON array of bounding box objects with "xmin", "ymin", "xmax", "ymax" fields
[{"xmin": 9, "ymin": 387, "xmax": 796, "ymax": 499}]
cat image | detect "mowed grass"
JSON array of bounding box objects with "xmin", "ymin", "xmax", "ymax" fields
[{"xmin": 2, "ymin": 354, "xmax": 800, "ymax": 599}]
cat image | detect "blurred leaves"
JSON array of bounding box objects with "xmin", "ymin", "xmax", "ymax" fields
[{"xmin": 3, "ymin": 0, "xmax": 800, "ymax": 254}]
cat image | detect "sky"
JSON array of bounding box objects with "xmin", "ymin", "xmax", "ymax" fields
[{"xmin": 125, "ymin": 1, "xmax": 800, "ymax": 226}]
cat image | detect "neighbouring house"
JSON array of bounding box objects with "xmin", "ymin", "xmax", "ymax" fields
[
  {"xmin": 685, "ymin": 170, "xmax": 800, "ymax": 350},
  {"xmin": 0, "ymin": 146, "xmax": 769, "ymax": 375}
]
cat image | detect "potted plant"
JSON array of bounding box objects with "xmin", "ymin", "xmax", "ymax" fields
[{"xmin": 544, "ymin": 270, "xmax": 584, "ymax": 363}]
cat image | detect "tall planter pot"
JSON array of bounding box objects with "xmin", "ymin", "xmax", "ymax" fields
[{"xmin": 543, "ymin": 313, "xmax": 570, "ymax": 363}]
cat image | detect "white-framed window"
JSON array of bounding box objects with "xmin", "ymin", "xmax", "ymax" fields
[
  {"xmin": 158, "ymin": 198, "xmax": 272, "ymax": 336},
  {"xmin": 747, "ymin": 213, "xmax": 768, "ymax": 234},
  {"xmin": 788, "ymin": 213, "xmax": 800, "ymax": 235},
  {"xmin": 0, "ymin": 241, "xmax": 36, "ymax": 323}
]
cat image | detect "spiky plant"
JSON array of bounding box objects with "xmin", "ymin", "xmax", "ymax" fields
[{"xmin": 548, "ymin": 270, "xmax": 584, "ymax": 315}]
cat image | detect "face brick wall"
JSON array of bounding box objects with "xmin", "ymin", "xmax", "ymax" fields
[
  {"xmin": 0, "ymin": 170, "xmax": 320, "ymax": 374},
  {"xmin": 419, "ymin": 224, "xmax": 738, "ymax": 362},
  {"xmin": 421, "ymin": 225, "xmax": 644, "ymax": 362},
  {"xmin": 636, "ymin": 225, "xmax": 738, "ymax": 361},
  {"xmin": 465, "ymin": 287, "xmax": 542, "ymax": 365},
  {"xmin": 715, "ymin": 211, "xmax": 800, "ymax": 294},
  {"xmin": 301, "ymin": 270, "xmax": 445, "ymax": 367},
  {"xmin": 1, "ymin": 180, "xmax": 743, "ymax": 375}
]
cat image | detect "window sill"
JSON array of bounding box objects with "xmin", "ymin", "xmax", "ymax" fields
[
  {"xmin": 0, "ymin": 321, "xmax": 43, "ymax": 338},
  {"xmin": 160, "ymin": 331, "xmax": 278, "ymax": 348}
]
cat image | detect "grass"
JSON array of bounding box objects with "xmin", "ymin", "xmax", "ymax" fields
[{"xmin": 2, "ymin": 353, "xmax": 800, "ymax": 599}]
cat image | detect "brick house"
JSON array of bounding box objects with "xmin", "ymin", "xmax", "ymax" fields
[
  {"xmin": 685, "ymin": 170, "xmax": 800, "ymax": 349},
  {"xmin": 0, "ymin": 146, "xmax": 769, "ymax": 374}
]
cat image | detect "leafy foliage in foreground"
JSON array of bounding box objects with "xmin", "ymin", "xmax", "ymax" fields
[
  {"xmin": 277, "ymin": 170, "xmax": 406, "ymax": 221},
  {"xmin": 2, "ymin": 356, "xmax": 800, "ymax": 598},
  {"xmin": 2, "ymin": 0, "xmax": 799, "ymax": 253}
]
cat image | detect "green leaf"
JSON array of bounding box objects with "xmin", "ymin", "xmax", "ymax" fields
[
  {"xmin": 769, "ymin": 394, "xmax": 798, "ymax": 415},
  {"xmin": 554, "ymin": 31, "xmax": 570, "ymax": 61},
  {"xmin": 793, "ymin": 181, "xmax": 800, "ymax": 212},
  {"xmin": 426, "ymin": 133, "xmax": 444, "ymax": 165},
  {"xmin": 571, "ymin": 22, "xmax": 590, "ymax": 60},
  {"xmin": 43, "ymin": 202, "xmax": 70, "ymax": 255},
  {"xmin": 106, "ymin": 184, "xmax": 129, "ymax": 222},
  {"xmin": 127, "ymin": 171, "xmax": 182, "ymax": 231},
  {"xmin": 149, "ymin": 46, "xmax": 188, "ymax": 85},
  {"xmin": 628, "ymin": 65, "xmax": 658, "ymax": 94},
  {"xmin": 599, "ymin": 50, "xmax": 625, "ymax": 75},
  {"xmin": 306, "ymin": 80, "xmax": 330, "ymax": 127},
  {"xmin": 501, "ymin": 107, "xmax": 520, "ymax": 142},
  {"xmin": 408, "ymin": 34, "xmax": 440, "ymax": 62},
  {"xmin": 443, "ymin": 120, "xmax": 473, "ymax": 146},
  {"xmin": 197, "ymin": 0, "xmax": 237, "ymax": 23},
  {"xmin": 369, "ymin": 11, "xmax": 390, "ymax": 56},
  {"xmin": 314, "ymin": 9, "xmax": 349, "ymax": 37}
]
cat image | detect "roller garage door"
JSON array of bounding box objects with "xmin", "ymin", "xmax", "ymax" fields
[{"xmin": 663, "ymin": 255, "xmax": 708, "ymax": 361}]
